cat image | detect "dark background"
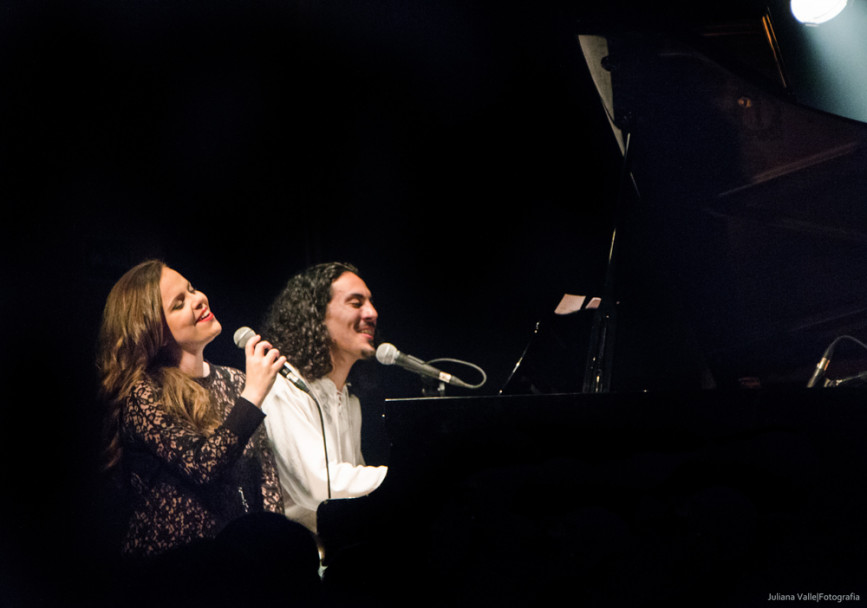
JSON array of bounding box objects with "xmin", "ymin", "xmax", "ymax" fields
[
  {"xmin": 1, "ymin": 0, "xmax": 624, "ymax": 603},
  {"xmin": 1, "ymin": 0, "xmax": 630, "ymax": 391},
  {"xmin": 5, "ymin": 0, "xmax": 867, "ymax": 605}
]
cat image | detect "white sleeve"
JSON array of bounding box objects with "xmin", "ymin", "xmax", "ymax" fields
[{"xmin": 262, "ymin": 377, "xmax": 387, "ymax": 512}]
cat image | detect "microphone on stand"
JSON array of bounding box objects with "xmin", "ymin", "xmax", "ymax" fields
[{"xmin": 375, "ymin": 343, "xmax": 476, "ymax": 389}]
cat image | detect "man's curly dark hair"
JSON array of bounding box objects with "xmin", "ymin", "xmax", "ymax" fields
[{"xmin": 261, "ymin": 261, "xmax": 359, "ymax": 381}]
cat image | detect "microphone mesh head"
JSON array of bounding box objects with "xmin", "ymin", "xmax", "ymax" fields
[
  {"xmin": 375, "ymin": 343, "xmax": 399, "ymax": 365},
  {"xmin": 233, "ymin": 326, "xmax": 255, "ymax": 349}
]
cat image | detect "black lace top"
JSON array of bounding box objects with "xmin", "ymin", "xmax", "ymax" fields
[{"xmin": 120, "ymin": 364, "xmax": 283, "ymax": 557}]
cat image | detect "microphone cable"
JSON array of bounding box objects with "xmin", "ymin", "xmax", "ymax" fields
[
  {"xmin": 303, "ymin": 386, "xmax": 332, "ymax": 501},
  {"xmin": 424, "ymin": 357, "xmax": 488, "ymax": 390}
]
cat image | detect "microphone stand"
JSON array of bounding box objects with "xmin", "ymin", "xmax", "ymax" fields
[{"xmin": 421, "ymin": 378, "xmax": 447, "ymax": 397}]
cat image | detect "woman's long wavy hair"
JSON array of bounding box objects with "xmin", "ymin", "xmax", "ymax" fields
[
  {"xmin": 96, "ymin": 259, "xmax": 219, "ymax": 471},
  {"xmin": 261, "ymin": 262, "xmax": 358, "ymax": 381}
]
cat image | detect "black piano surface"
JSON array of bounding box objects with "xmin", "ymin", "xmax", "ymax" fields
[
  {"xmin": 318, "ymin": 388, "xmax": 867, "ymax": 607},
  {"xmin": 317, "ymin": 15, "xmax": 867, "ymax": 604}
]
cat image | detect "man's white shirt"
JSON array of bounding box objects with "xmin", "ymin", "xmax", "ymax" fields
[{"xmin": 262, "ymin": 374, "xmax": 388, "ymax": 533}]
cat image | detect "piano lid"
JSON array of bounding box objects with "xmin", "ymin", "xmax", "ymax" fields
[{"xmin": 565, "ymin": 6, "xmax": 867, "ymax": 392}]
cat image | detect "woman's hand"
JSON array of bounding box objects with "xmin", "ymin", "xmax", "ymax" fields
[{"xmin": 239, "ymin": 334, "xmax": 286, "ymax": 407}]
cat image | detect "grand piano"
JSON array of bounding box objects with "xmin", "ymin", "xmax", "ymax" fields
[{"xmin": 318, "ymin": 3, "xmax": 867, "ymax": 606}]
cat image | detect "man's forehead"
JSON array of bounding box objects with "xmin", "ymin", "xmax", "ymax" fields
[{"xmin": 331, "ymin": 272, "xmax": 371, "ymax": 299}]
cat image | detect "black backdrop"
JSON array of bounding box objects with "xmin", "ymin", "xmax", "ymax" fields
[
  {"xmin": 7, "ymin": 0, "xmax": 867, "ymax": 605},
  {"xmin": 1, "ymin": 0, "xmax": 623, "ymax": 603}
]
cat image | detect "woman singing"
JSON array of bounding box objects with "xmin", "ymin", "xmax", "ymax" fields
[{"xmin": 96, "ymin": 259, "xmax": 287, "ymax": 557}]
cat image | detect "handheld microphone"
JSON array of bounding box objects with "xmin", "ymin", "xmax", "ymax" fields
[
  {"xmin": 375, "ymin": 343, "xmax": 472, "ymax": 388},
  {"xmin": 233, "ymin": 326, "xmax": 310, "ymax": 393}
]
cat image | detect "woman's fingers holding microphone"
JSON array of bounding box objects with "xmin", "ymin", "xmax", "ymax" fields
[{"xmin": 242, "ymin": 334, "xmax": 286, "ymax": 407}]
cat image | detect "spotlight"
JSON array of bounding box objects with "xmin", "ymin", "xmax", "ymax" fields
[{"xmin": 790, "ymin": 0, "xmax": 848, "ymax": 25}]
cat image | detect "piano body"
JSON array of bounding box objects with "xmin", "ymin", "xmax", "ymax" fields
[
  {"xmin": 320, "ymin": 390, "xmax": 867, "ymax": 607},
  {"xmin": 319, "ymin": 5, "xmax": 867, "ymax": 606}
]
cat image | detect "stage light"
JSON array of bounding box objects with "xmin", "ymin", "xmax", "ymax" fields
[{"xmin": 790, "ymin": 0, "xmax": 848, "ymax": 25}]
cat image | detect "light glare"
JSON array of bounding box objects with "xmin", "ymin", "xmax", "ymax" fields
[{"xmin": 791, "ymin": 0, "xmax": 848, "ymax": 25}]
